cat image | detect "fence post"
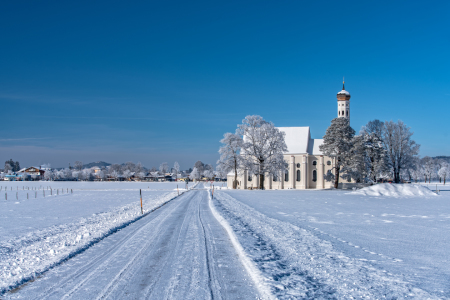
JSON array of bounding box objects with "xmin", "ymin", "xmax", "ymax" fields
[{"xmin": 140, "ymin": 189, "xmax": 143, "ymax": 214}]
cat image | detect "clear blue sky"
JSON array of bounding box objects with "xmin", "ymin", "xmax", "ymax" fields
[{"xmin": 1, "ymin": 0, "xmax": 449, "ymax": 169}]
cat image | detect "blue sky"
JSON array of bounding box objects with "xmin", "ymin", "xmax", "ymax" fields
[{"xmin": 1, "ymin": 0, "xmax": 449, "ymax": 169}]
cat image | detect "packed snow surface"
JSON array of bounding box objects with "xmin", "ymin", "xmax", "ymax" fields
[
  {"xmin": 0, "ymin": 181, "xmax": 195, "ymax": 294},
  {"xmin": 213, "ymin": 184, "xmax": 450, "ymax": 299},
  {"xmin": 2, "ymin": 184, "xmax": 260, "ymax": 299},
  {"xmin": 349, "ymin": 183, "xmax": 437, "ymax": 197}
]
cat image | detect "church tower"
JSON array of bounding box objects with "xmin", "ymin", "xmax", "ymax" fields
[{"xmin": 337, "ymin": 79, "xmax": 351, "ymax": 121}]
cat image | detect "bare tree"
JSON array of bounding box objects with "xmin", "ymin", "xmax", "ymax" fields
[
  {"xmin": 74, "ymin": 161, "xmax": 83, "ymax": 171},
  {"xmin": 238, "ymin": 115, "xmax": 288, "ymax": 190},
  {"xmin": 382, "ymin": 120, "xmax": 420, "ymax": 183},
  {"xmin": 159, "ymin": 162, "xmax": 169, "ymax": 175},
  {"xmin": 217, "ymin": 132, "xmax": 243, "ymax": 189}
]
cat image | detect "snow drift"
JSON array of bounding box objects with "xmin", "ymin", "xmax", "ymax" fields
[{"xmin": 350, "ymin": 183, "xmax": 437, "ymax": 197}]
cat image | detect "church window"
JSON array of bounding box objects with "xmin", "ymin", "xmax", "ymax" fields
[
  {"xmin": 273, "ymin": 174, "xmax": 278, "ymax": 182},
  {"xmin": 296, "ymin": 170, "xmax": 301, "ymax": 181},
  {"xmin": 312, "ymin": 161, "xmax": 317, "ymax": 166},
  {"xmin": 327, "ymin": 161, "xmax": 331, "ymax": 166},
  {"xmin": 296, "ymin": 163, "xmax": 300, "ymax": 168},
  {"xmin": 285, "ymin": 171, "xmax": 289, "ymax": 182},
  {"xmin": 248, "ymin": 175, "xmax": 252, "ymax": 181},
  {"xmin": 342, "ymin": 110, "xmax": 344, "ymax": 116},
  {"xmin": 338, "ymin": 111, "xmax": 340, "ymax": 116},
  {"xmin": 347, "ymin": 177, "xmax": 351, "ymax": 183},
  {"xmin": 312, "ymin": 170, "xmax": 317, "ymax": 182}
]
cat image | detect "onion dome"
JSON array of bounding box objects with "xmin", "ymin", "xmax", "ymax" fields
[{"xmin": 337, "ymin": 79, "xmax": 351, "ymax": 101}]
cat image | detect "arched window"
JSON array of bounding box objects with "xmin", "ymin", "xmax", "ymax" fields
[
  {"xmin": 248, "ymin": 175, "xmax": 252, "ymax": 181},
  {"xmin": 312, "ymin": 170, "xmax": 317, "ymax": 182},
  {"xmin": 273, "ymin": 174, "xmax": 278, "ymax": 182},
  {"xmin": 312, "ymin": 161, "xmax": 317, "ymax": 166},
  {"xmin": 342, "ymin": 110, "xmax": 344, "ymax": 116},
  {"xmin": 327, "ymin": 161, "xmax": 331, "ymax": 166},
  {"xmin": 296, "ymin": 170, "xmax": 301, "ymax": 181},
  {"xmin": 338, "ymin": 111, "xmax": 340, "ymax": 116},
  {"xmin": 285, "ymin": 171, "xmax": 289, "ymax": 182},
  {"xmin": 296, "ymin": 163, "xmax": 300, "ymax": 168}
]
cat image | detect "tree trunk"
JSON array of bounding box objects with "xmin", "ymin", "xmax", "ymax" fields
[
  {"xmin": 334, "ymin": 163, "xmax": 340, "ymax": 189},
  {"xmin": 233, "ymin": 173, "xmax": 237, "ymax": 189},
  {"xmin": 259, "ymin": 174, "xmax": 264, "ymax": 190}
]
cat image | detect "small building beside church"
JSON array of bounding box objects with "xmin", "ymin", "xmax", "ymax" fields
[{"xmin": 228, "ymin": 82, "xmax": 354, "ymax": 190}]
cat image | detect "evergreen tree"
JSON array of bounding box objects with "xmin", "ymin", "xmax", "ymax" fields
[{"xmin": 319, "ymin": 118, "xmax": 355, "ymax": 188}]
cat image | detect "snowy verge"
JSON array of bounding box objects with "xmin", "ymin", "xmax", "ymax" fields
[
  {"xmin": 208, "ymin": 192, "xmax": 274, "ymax": 300},
  {"xmin": 349, "ymin": 183, "xmax": 437, "ymax": 197},
  {"xmin": 212, "ymin": 191, "xmax": 435, "ymax": 299},
  {"xmin": 0, "ymin": 190, "xmax": 187, "ymax": 295}
]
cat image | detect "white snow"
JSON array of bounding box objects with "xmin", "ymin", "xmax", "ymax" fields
[
  {"xmin": 0, "ymin": 181, "xmax": 194, "ymax": 294},
  {"xmin": 213, "ymin": 185, "xmax": 450, "ymax": 298},
  {"xmin": 349, "ymin": 183, "xmax": 437, "ymax": 197}
]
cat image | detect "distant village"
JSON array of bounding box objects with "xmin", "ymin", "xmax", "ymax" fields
[{"xmin": 0, "ymin": 160, "xmax": 226, "ymax": 182}]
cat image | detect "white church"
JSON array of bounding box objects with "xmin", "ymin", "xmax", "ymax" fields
[{"xmin": 228, "ymin": 82, "xmax": 352, "ymax": 190}]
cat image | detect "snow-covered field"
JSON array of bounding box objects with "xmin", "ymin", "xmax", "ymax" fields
[
  {"xmin": 0, "ymin": 181, "xmax": 193, "ymax": 294},
  {"xmin": 213, "ymin": 183, "xmax": 449, "ymax": 299},
  {"xmin": 3, "ymin": 181, "xmax": 449, "ymax": 299}
]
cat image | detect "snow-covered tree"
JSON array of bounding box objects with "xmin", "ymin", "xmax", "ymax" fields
[
  {"xmin": 438, "ymin": 162, "xmax": 449, "ymax": 185},
  {"xmin": 203, "ymin": 169, "xmax": 215, "ymax": 180},
  {"xmin": 360, "ymin": 120, "xmax": 388, "ymax": 182},
  {"xmin": 136, "ymin": 171, "xmax": 146, "ymax": 181},
  {"xmin": 97, "ymin": 170, "xmax": 106, "ymax": 181},
  {"xmin": 44, "ymin": 170, "xmax": 54, "ymax": 181},
  {"xmin": 82, "ymin": 169, "xmax": 93, "ymax": 181},
  {"xmin": 159, "ymin": 162, "xmax": 169, "ymax": 175},
  {"xmin": 238, "ymin": 115, "xmax": 288, "ymax": 190},
  {"xmin": 344, "ymin": 135, "xmax": 368, "ymax": 183},
  {"xmin": 320, "ymin": 117, "xmax": 355, "ymax": 188},
  {"xmin": 189, "ymin": 167, "xmax": 201, "ymax": 181},
  {"xmin": 215, "ymin": 165, "xmax": 228, "ymax": 180},
  {"xmin": 173, "ymin": 162, "xmax": 180, "ymax": 181},
  {"xmin": 434, "ymin": 158, "xmax": 447, "ymax": 183},
  {"xmin": 4, "ymin": 163, "xmax": 12, "ymax": 174},
  {"xmin": 194, "ymin": 161, "xmax": 205, "ymax": 177},
  {"xmin": 382, "ymin": 120, "xmax": 420, "ymax": 183},
  {"xmin": 217, "ymin": 132, "xmax": 243, "ymax": 189},
  {"xmin": 122, "ymin": 170, "xmax": 132, "ymax": 180},
  {"xmin": 420, "ymin": 156, "xmax": 434, "ymax": 183}
]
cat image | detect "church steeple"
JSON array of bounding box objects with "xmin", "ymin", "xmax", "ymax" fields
[{"xmin": 337, "ymin": 79, "xmax": 351, "ymax": 121}]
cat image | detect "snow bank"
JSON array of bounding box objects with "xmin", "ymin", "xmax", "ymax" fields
[
  {"xmin": 213, "ymin": 191, "xmax": 434, "ymax": 299},
  {"xmin": 0, "ymin": 191, "xmax": 183, "ymax": 294},
  {"xmin": 350, "ymin": 183, "xmax": 437, "ymax": 197}
]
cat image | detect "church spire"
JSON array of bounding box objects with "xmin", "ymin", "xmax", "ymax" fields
[{"xmin": 342, "ymin": 77, "xmax": 345, "ymax": 90}]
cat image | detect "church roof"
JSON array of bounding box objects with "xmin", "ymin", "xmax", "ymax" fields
[{"xmin": 277, "ymin": 127, "xmax": 324, "ymax": 155}]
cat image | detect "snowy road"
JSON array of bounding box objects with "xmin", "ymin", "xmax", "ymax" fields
[{"xmin": 5, "ymin": 187, "xmax": 260, "ymax": 299}]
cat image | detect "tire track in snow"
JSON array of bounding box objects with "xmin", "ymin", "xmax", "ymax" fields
[{"xmin": 6, "ymin": 186, "xmax": 259, "ymax": 300}]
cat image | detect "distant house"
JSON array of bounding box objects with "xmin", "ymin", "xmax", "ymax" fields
[{"xmin": 17, "ymin": 167, "xmax": 45, "ymax": 181}]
